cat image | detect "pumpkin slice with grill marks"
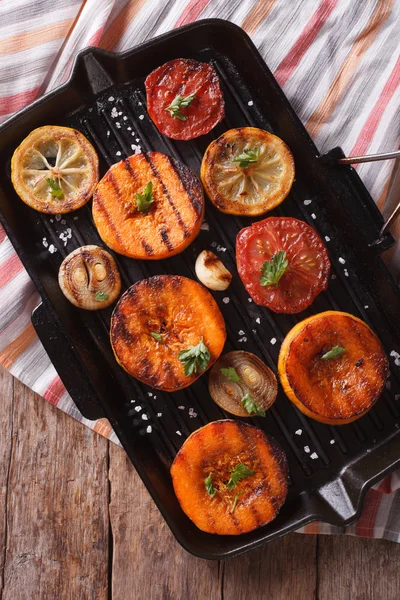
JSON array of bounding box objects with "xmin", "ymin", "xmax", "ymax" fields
[
  {"xmin": 93, "ymin": 152, "xmax": 204, "ymax": 260},
  {"xmin": 110, "ymin": 275, "xmax": 226, "ymax": 391},
  {"xmin": 278, "ymin": 311, "xmax": 389, "ymax": 425},
  {"xmin": 171, "ymin": 420, "xmax": 288, "ymax": 535}
]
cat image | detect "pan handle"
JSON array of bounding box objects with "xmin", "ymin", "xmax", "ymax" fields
[{"xmin": 336, "ymin": 149, "xmax": 400, "ymax": 246}]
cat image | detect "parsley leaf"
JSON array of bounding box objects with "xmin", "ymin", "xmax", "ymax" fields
[
  {"xmin": 241, "ymin": 392, "xmax": 266, "ymax": 417},
  {"xmin": 321, "ymin": 345, "xmax": 347, "ymax": 360},
  {"xmin": 226, "ymin": 464, "xmax": 255, "ymax": 491},
  {"xmin": 178, "ymin": 338, "xmax": 211, "ymax": 377},
  {"xmin": 220, "ymin": 367, "xmax": 241, "ymax": 383},
  {"xmin": 205, "ymin": 473, "xmax": 217, "ymax": 498},
  {"xmin": 232, "ymin": 147, "xmax": 260, "ymax": 168},
  {"xmin": 150, "ymin": 332, "xmax": 163, "ymax": 343},
  {"xmin": 46, "ymin": 178, "xmax": 63, "ymax": 198},
  {"xmin": 166, "ymin": 93, "xmax": 195, "ymax": 120},
  {"xmin": 135, "ymin": 181, "xmax": 154, "ymax": 211},
  {"xmin": 230, "ymin": 492, "xmax": 240, "ymax": 513},
  {"xmin": 95, "ymin": 291, "xmax": 109, "ymax": 302},
  {"xmin": 260, "ymin": 251, "xmax": 288, "ymax": 287}
]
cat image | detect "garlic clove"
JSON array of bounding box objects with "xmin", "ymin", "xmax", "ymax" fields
[{"xmin": 195, "ymin": 250, "xmax": 232, "ymax": 291}]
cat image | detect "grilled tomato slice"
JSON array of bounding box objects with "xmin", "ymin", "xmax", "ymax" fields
[
  {"xmin": 236, "ymin": 217, "xmax": 330, "ymax": 313},
  {"xmin": 201, "ymin": 127, "xmax": 294, "ymax": 216},
  {"xmin": 171, "ymin": 420, "xmax": 288, "ymax": 535},
  {"xmin": 145, "ymin": 58, "xmax": 224, "ymax": 140},
  {"xmin": 11, "ymin": 126, "xmax": 99, "ymax": 214},
  {"xmin": 110, "ymin": 275, "xmax": 226, "ymax": 391},
  {"xmin": 278, "ymin": 311, "xmax": 389, "ymax": 425},
  {"xmin": 93, "ymin": 152, "xmax": 204, "ymax": 260}
]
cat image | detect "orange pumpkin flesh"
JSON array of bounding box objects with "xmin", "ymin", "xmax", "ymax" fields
[
  {"xmin": 110, "ymin": 275, "xmax": 226, "ymax": 391},
  {"xmin": 93, "ymin": 152, "xmax": 204, "ymax": 260},
  {"xmin": 278, "ymin": 311, "xmax": 388, "ymax": 425},
  {"xmin": 171, "ymin": 420, "xmax": 288, "ymax": 535}
]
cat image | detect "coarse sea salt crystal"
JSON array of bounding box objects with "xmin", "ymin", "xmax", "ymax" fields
[
  {"xmin": 176, "ymin": 430, "xmax": 182, "ymax": 436},
  {"xmin": 311, "ymin": 213, "xmax": 316, "ymax": 219},
  {"xmin": 325, "ymin": 236, "xmax": 330, "ymax": 242},
  {"xmin": 118, "ymin": 111, "xmax": 122, "ymax": 116},
  {"xmin": 148, "ymin": 392, "xmax": 153, "ymax": 396},
  {"xmin": 238, "ymin": 337, "xmax": 247, "ymax": 343},
  {"xmin": 157, "ymin": 412, "xmax": 162, "ymax": 417},
  {"xmin": 55, "ymin": 214, "xmax": 61, "ymax": 222},
  {"xmin": 222, "ymin": 297, "xmax": 230, "ymax": 304},
  {"xmin": 142, "ymin": 414, "xmax": 148, "ymax": 420},
  {"xmin": 135, "ymin": 406, "xmax": 142, "ymax": 412},
  {"xmin": 116, "ymin": 122, "xmax": 121, "ymax": 129},
  {"xmin": 146, "ymin": 425, "xmax": 152, "ymax": 433},
  {"xmin": 338, "ymin": 257, "xmax": 346, "ymax": 264},
  {"xmin": 107, "ymin": 130, "xmax": 110, "ymax": 137},
  {"xmin": 108, "ymin": 96, "xmax": 115, "ymax": 102},
  {"xmin": 131, "ymin": 144, "xmax": 141, "ymax": 153},
  {"xmin": 111, "ymin": 107, "xmax": 118, "ymax": 118},
  {"xmin": 270, "ymin": 338, "xmax": 277, "ymax": 345},
  {"xmin": 217, "ymin": 245, "xmax": 226, "ymax": 252},
  {"xmin": 295, "ymin": 429, "xmax": 302, "ymax": 436},
  {"xmin": 123, "ymin": 116, "xmax": 128, "ymax": 121},
  {"xmin": 330, "ymin": 439, "xmax": 335, "ymax": 445},
  {"xmin": 136, "ymin": 138, "xmax": 140, "ymax": 142},
  {"xmin": 139, "ymin": 115, "xmax": 144, "ymax": 120},
  {"xmin": 127, "ymin": 127, "xmax": 132, "ymax": 131},
  {"xmin": 344, "ymin": 269, "xmax": 349, "ymax": 277},
  {"xmin": 248, "ymin": 298, "xmax": 253, "ymax": 302},
  {"xmin": 248, "ymin": 100, "xmax": 253, "ymax": 106},
  {"xmin": 48, "ymin": 244, "xmax": 57, "ymax": 254},
  {"xmin": 238, "ymin": 330, "xmax": 245, "ymax": 335},
  {"xmin": 178, "ymin": 406, "xmax": 185, "ymax": 410},
  {"xmin": 364, "ymin": 305, "xmax": 369, "ymax": 309},
  {"xmin": 304, "ymin": 446, "xmax": 310, "ymax": 453},
  {"xmin": 116, "ymin": 151, "xmax": 121, "ymax": 156},
  {"xmin": 200, "ymin": 222, "xmax": 209, "ymax": 231},
  {"xmin": 304, "ymin": 199, "xmax": 312, "ymax": 205},
  {"xmin": 42, "ymin": 238, "xmax": 48, "ymax": 248},
  {"xmin": 256, "ymin": 317, "xmax": 261, "ymax": 324},
  {"xmin": 310, "ymin": 452, "xmax": 318, "ymax": 460},
  {"xmin": 189, "ymin": 408, "xmax": 197, "ymax": 418}
]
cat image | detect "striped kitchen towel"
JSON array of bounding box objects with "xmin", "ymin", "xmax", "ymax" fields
[{"xmin": 1, "ymin": 0, "xmax": 400, "ymax": 540}]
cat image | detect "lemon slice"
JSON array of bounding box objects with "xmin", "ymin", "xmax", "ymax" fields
[
  {"xmin": 201, "ymin": 127, "xmax": 295, "ymax": 216},
  {"xmin": 11, "ymin": 126, "xmax": 99, "ymax": 214}
]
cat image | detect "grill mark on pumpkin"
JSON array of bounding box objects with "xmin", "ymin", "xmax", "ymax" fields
[
  {"xmin": 160, "ymin": 228, "xmax": 174, "ymax": 252},
  {"xmin": 143, "ymin": 153, "xmax": 190, "ymax": 237},
  {"xmin": 167, "ymin": 156, "xmax": 203, "ymax": 217},
  {"xmin": 123, "ymin": 157, "xmax": 154, "ymax": 256},
  {"xmin": 93, "ymin": 187, "xmax": 128, "ymax": 252}
]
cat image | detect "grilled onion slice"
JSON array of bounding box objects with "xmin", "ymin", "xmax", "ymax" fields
[
  {"xmin": 209, "ymin": 351, "xmax": 277, "ymax": 417},
  {"xmin": 58, "ymin": 245, "xmax": 121, "ymax": 310}
]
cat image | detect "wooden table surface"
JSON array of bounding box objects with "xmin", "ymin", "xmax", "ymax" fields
[{"xmin": 1, "ymin": 365, "xmax": 400, "ymax": 600}]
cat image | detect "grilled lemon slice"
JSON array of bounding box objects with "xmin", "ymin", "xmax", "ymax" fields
[
  {"xmin": 11, "ymin": 126, "xmax": 99, "ymax": 214},
  {"xmin": 201, "ymin": 127, "xmax": 294, "ymax": 216}
]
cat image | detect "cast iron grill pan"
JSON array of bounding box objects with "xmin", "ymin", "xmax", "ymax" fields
[{"xmin": 1, "ymin": 21, "xmax": 400, "ymax": 559}]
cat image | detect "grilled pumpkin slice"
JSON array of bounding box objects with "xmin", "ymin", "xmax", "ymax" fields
[
  {"xmin": 278, "ymin": 311, "xmax": 389, "ymax": 425},
  {"xmin": 171, "ymin": 420, "xmax": 288, "ymax": 535},
  {"xmin": 93, "ymin": 152, "xmax": 204, "ymax": 260},
  {"xmin": 110, "ymin": 275, "xmax": 226, "ymax": 391}
]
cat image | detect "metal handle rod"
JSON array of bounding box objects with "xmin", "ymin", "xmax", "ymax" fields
[{"xmin": 338, "ymin": 149, "xmax": 400, "ymax": 165}]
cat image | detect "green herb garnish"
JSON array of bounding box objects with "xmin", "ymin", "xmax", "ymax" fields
[
  {"xmin": 226, "ymin": 464, "xmax": 255, "ymax": 491},
  {"xmin": 321, "ymin": 346, "xmax": 347, "ymax": 360},
  {"xmin": 178, "ymin": 338, "xmax": 210, "ymax": 376},
  {"xmin": 150, "ymin": 332, "xmax": 163, "ymax": 342},
  {"xmin": 232, "ymin": 147, "xmax": 260, "ymax": 168},
  {"xmin": 220, "ymin": 367, "xmax": 241, "ymax": 383},
  {"xmin": 260, "ymin": 250, "xmax": 288, "ymax": 287},
  {"xmin": 241, "ymin": 392, "xmax": 266, "ymax": 417},
  {"xmin": 94, "ymin": 291, "xmax": 109, "ymax": 302},
  {"xmin": 46, "ymin": 178, "xmax": 63, "ymax": 198},
  {"xmin": 166, "ymin": 93, "xmax": 195, "ymax": 120},
  {"xmin": 230, "ymin": 492, "xmax": 240, "ymax": 513},
  {"xmin": 205, "ymin": 473, "xmax": 217, "ymax": 498},
  {"xmin": 135, "ymin": 181, "xmax": 154, "ymax": 211}
]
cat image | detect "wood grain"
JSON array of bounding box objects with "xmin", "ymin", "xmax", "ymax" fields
[
  {"xmin": 108, "ymin": 443, "xmax": 221, "ymax": 600},
  {"xmin": 0, "ymin": 367, "xmax": 13, "ymax": 595},
  {"xmin": 318, "ymin": 535, "xmax": 400, "ymax": 600},
  {"xmin": 0, "ymin": 373, "xmax": 109, "ymax": 600}
]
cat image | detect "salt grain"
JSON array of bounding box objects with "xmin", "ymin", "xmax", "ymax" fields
[
  {"xmin": 127, "ymin": 127, "xmax": 132, "ymax": 131},
  {"xmin": 295, "ymin": 429, "xmax": 302, "ymax": 436},
  {"xmin": 148, "ymin": 392, "xmax": 153, "ymax": 396},
  {"xmin": 116, "ymin": 122, "xmax": 121, "ymax": 128},
  {"xmin": 42, "ymin": 238, "xmax": 48, "ymax": 248},
  {"xmin": 73, "ymin": 216, "xmax": 78, "ymax": 220},
  {"xmin": 344, "ymin": 269, "xmax": 349, "ymax": 277},
  {"xmin": 116, "ymin": 151, "xmax": 121, "ymax": 156},
  {"xmin": 142, "ymin": 414, "xmax": 148, "ymax": 420},
  {"xmin": 146, "ymin": 425, "xmax": 152, "ymax": 433},
  {"xmin": 248, "ymin": 100, "xmax": 254, "ymax": 106},
  {"xmin": 108, "ymin": 96, "xmax": 115, "ymax": 102},
  {"xmin": 178, "ymin": 406, "xmax": 185, "ymax": 410},
  {"xmin": 48, "ymin": 244, "xmax": 57, "ymax": 254},
  {"xmin": 270, "ymin": 338, "xmax": 277, "ymax": 345},
  {"xmin": 304, "ymin": 199, "xmax": 312, "ymax": 206},
  {"xmin": 216, "ymin": 245, "xmax": 226, "ymax": 252},
  {"xmin": 139, "ymin": 115, "xmax": 144, "ymax": 120},
  {"xmin": 176, "ymin": 430, "xmax": 182, "ymax": 436},
  {"xmin": 111, "ymin": 107, "xmax": 118, "ymax": 118},
  {"xmin": 222, "ymin": 297, "xmax": 230, "ymax": 304},
  {"xmin": 157, "ymin": 412, "xmax": 162, "ymax": 417},
  {"xmin": 364, "ymin": 305, "xmax": 369, "ymax": 309},
  {"xmin": 118, "ymin": 111, "xmax": 122, "ymax": 116},
  {"xmin": 338, "ymin": 257, "xmax": 346, "ymax": 264},
  {"xmin": 330, "ymin": 439, "xmax": 335, "ymax": 445},
  {"xmin": 238, "ymin": 330, "xmax": 245, "ymax": 335},
  {"xmin": 135, "ymin": 406, "xmax": 142, "ymax": 412},
  {"xmin": 107, "ymin": 130, "xmax": 110, "ymax": 137},
  {"xmin": 131, "ymin": 144, "xmax": 141, "ymax": 154},
  {"xmin": 55, "ymin": 214, "xmax": 61, "ymax": 222},
  {"xmin": 310, "ymin": 452, "xmax": 318, "ymax": 460},
  {"xmin": 304, "ymin": 446, "xmax": 310, "ymax": 453},
  {"xmin": 311, "ymin": 213, "xmax": 316, "ymax": 219},
  {"xmin": 325, "ymin": 236, "xmax": 330, "ymax": 242},
  {"xmin": 123, "ymin": 116, "xmax": 128, "ymax": 121},
  {"xmin": 256, "ymin": 317, "xmax": 260, "ymax": 324},
  {"xmin": 200, "ymin": 222, "xmax": 209, "ymax": 231},
  {"xmin": 238, "ymin": 337, "xmax": 247, "ymax": 343},
  {"xmin": 189, "ymin": 408, "xmax": 197, "ymax": 418}
]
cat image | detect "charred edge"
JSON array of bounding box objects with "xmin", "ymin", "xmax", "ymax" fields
[
  {"xmin": 143, "ymin": 153, "xmax": 190, "ymax": 237},
  {"xmin": 111, "ymin": 313, "xmax": 136, "ymax": 346},
  {"xmin": 160, "ymin": 228, "xmax": 174, "ymax": 252},
  {"xmin": 167, "ymin": 157, "xmax": 203, "ymax": 217}
]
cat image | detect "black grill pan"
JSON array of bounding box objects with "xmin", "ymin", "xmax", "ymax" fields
[{"xmin": 1, "ymin": 20, "xmax": 400, "ymax": 559}]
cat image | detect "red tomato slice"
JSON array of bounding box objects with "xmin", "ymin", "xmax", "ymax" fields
[
  {"xmin": 236, "ymin": 217, "xmax": 331, "ymax": 314},
  {"xmin": 145, "ymin": 58, "xmax": 225, "ymax": 140}
]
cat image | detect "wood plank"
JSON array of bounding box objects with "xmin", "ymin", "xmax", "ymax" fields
[
  {"xmin": 318, "ymin": 534, "xmax": 400, "ymax": 600},
  {"xmin": 109, "ymin": 443, "xmax": 221, "ymax": 600},
  {"xmin": 222, "ymin": 533, "xmax": 317, "ymax": 600},
  {"xmin": 0, "ymin": 373, "xmax": 110, "ymax": 600},
  {"xmin": 0, "ymin": 367, "xmax": 13, "ymax": 594}
]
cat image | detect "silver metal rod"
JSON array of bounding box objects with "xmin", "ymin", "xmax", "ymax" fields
[{"xmin": 338, "ymin": 149, "xmax": 400, "ymax": 165}]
